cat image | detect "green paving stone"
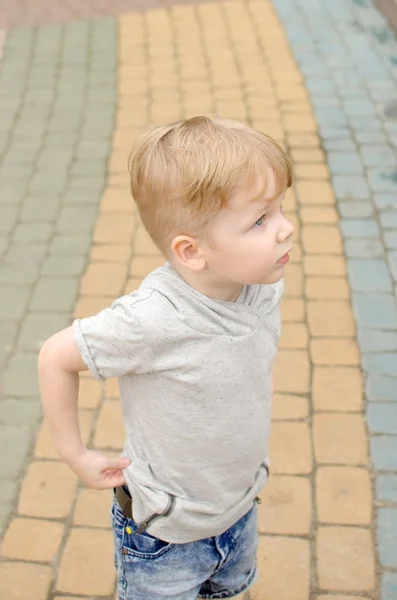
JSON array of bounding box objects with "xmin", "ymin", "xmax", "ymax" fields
[
  {"xmin": 0, "ymin": 264, "xmax": 40, "ymax": 285},
  {"xmin": 56, "ymin": 205, "xmax": 98, "ymax": 233},
  {"xmin": 49, "ymin": 234, "xmax": 92, "ymax": 255},
  {"xmin": 24, "ymin": 90, "xmax": 54, "ymax": 106},
  {"xmin": 0, "ymin": 425, "xmax": 34, "ymax": 478},
  {"xmin": 0, "ymin": 163, "xmax": 33, "ymax": 180},
  {"xmin": 2, "ymin": 152, "xmax": 36, "ymax": 167},
  {"xmin": 45, "ymin": 132, "xmax": 79, "ymax": 148},
  {"xmin": 4, "ymin": 243, "xmax": 47, "ymax": 265},
  {"xmin": 30, "ymin": 278, "xmax": 79, "ymax": 312},
  {"xmin": 62, "ymin": 189, "xmax": 102, "ymax": 205},
  {"xmin": 21, "ymin": 195, "xmax": 61, "ymax": 222},
  {"xmin": 0, "ymin": 207, "xmax": 19, "ymax": 234},
  {"xmin": 18, "ymin": 313, "xmax": 71, "ymax": 352},
  {"xmin": 0, "ymin": 399, "xmax": 42, "ymax": 426},
  {"xmin": 68, "ymin": 176, "xmax": 106, "ymax": 193},
  {"xmin": 0, "ymin": 177, "xmax": 31, "ymax": 197},
  {"xmin": 0, "ymin": 238, "xmax": 8, "ymax": 256},
  {"xmin": 0, "ymin": 321, "xmax": 18, "ymax": 354},
  {"xmin": 13, "ymin": 121, "xmax": 47, "ymax": 140},
  {"xmin": 12, "ymin": 222, "xmax": 52, "ymax": 244},
  {"xmin": 0, "ymin": 285, "xmax": 30, "ymax": 320},
  {"xmin": 41, "ymin": 255, "xmax": 86, "ymax": 277},
  {"xmin": 4, "ymin": 27, "xmax": 34, "ymax": 48}
]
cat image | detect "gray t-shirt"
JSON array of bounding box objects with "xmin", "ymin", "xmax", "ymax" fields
[{"xmin": 73, "ymin": 263, "xmax": 283, "ymax": 543}]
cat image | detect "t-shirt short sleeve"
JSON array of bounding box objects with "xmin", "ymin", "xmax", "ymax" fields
[{"xmin": 72, "ymin": 294, "xmax": 152, "ymax": 380}]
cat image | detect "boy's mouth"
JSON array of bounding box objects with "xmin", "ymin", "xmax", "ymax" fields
[{"xmin": 277, "ymin": 251, "xmax": 290, "ymax": 265}]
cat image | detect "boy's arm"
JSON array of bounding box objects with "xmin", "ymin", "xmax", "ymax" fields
[{"xmin": 38, "ymin": 326, "xmax": 130, "ymax": 489}]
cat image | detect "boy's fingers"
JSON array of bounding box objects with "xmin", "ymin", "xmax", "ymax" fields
[{"xmin": 104, "ymin": 457, "xmax": 131, "ymax": 471}]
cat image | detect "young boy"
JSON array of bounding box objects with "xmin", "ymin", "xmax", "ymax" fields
[{"xmin": 38, "ymin": 116, "xmax": 294, "ymax": 600}]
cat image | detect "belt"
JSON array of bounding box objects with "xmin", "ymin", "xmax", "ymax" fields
[{"xmin": 115, "ymin": 486, "xmax": 133, "ymax": 520}]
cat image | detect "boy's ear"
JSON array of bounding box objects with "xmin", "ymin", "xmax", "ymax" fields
[{"xmin": 171, "ymin": 235, "xmax": 206, "ymax": 271}]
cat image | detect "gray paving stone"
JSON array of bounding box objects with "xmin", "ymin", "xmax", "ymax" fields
[
  {"xmin": 377, "ymin": 474, "xmax": 397, "ymax": 502},
  {"xmin": 29, "ymin": 171, "xmax": 67, "ymax": 194},
  {"xmin": 364, "ymin": 352, "xmax": 397, "ymax": 377},
  {"xmin": 368, "ymin": 168, "xmax": 397, "ymax": 193},
  {"xmin": 368, "ymin": 404, "xmax": 397, "ymax": 435},
  {"xmin": 352, "ymin": 293, "xmax": 397, "ymax": 329},
  {"xmin": 62, "ymin": 189, "xmax": 102, "ymax": 206},
  {"xmin": 367, "ymin": 374, "xmax": 397, "ymax": 402},
  {"xmin": 56, "ymin": 205, "xmax": 97, "ymax": 233},
  {"xmin": 41, "ymin": 255, "xmax": 86, "ymax": 277},
  {"xmin": 0, "ymin": 399, "xmax": 42, "ymax": 426},
  {"xmin": 70, "ymin": 159, "xmax": 107, "ymax": 177},
  {"xmin": 0, "ymin": 182, "xmax": 28, "ymax": 205},
  {"xmin": 328, "ymin": 152, "xmax": 363, "ymax": 174},
  {"xmin": 0, "ymin": 321, "xmax": 18, "ymax": 367},
  {"xmin": 36, "ymin": 148, "xmax": 73, "ymax": 169},
  {"xmin": 49, "ymin": 234, "xmax": 92, "ymax": 255},
  {"xmin": 0, "ymin": 263, "xmax": 40, "ymax": 285},
  {"xmin": 380, "ymin": 212, "xmax": 397, "ymax": 229},
  {"xmin": 68, "ymin": 177, "xmax": 105, "ymax": 194},
  {"xmin": 388, "ymin": 251, "xmax": 397, "ymax": 281},
  {"xmin": 4, "ymin": 243, "xmax": 47, "ymax": 265},
  {"xmin": 45, "ymin": 131, "xmax": 79, "ymax": 148},
  {"xmin": 3, "ymin": 353, "xmax": 40, "ymax": 397},
  {"xmin": 30, "ymin": 278, "xmax": 79, "ymax": 312},
  {"xmin": 344, "ymin": 238, "xmax": 384, "ymax": 258},
  {"xmin": 373, "ymin": 193, "xmax": 397, "ymax": 211},
  {"xmin": 378, "ymin": 507, "xmax": 397, "ymax": 568},
  {"xmin": 361, "ymin": 145, "xmax": 396, "ymax": 168},
  {"xmin": 340, "ymin": 219, "xmax": 380, "ymax": 238},
  {"xmin": 18, "ymin": 313, "xmax": 71, "ymax": 352},
  {"xmin": 358, "ymin": 330, "xmax": 397, "ymax": 353},
  {"xmin": 0, "ymin": 480, "xmax": 17, "ymax": 535},
  {"xmin": 382, "ymin": 571, "xmax": 397, "ymax": 598},
  {"xmin": 355, "ymin": 130, "xmax": 389, "ymax": 144},
  {"xmin": 0, "ymin": 238, "xmax": 8, "ymax": 257},
  {"xmin": 347, "ymin": 259, "xmax": 392, "ymax": 292},
  {"xmin": 0, "ymin": 207, "xmax": 19, "ymax": 234},
  {"xmin": 21, "ymin": 194, "xmax": 61, "ymax": 222},
  {"xmin": 0, "ymin": 285, "xmax": 30, "ymax": 320},
  {"xmin": 333, "ymin": 175, "xmax": 371, "ymax": 200},
  {"xmin": 12, "ymin": 222, "xmax": 52, "ymax": 244},
  {"xmin": 385, "ymin": 232, "xmax": 397, "ymax": 250},
  {"xmin": 0, "ymin": 425, "xmax": 33, "ymax": 478}
]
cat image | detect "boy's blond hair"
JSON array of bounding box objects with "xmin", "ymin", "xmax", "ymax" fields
[{"xmin": 129, "ymin": 116, "xmax": 293, "ymax": 254}]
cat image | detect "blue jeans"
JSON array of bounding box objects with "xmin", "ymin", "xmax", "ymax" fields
[{"xmin": 111, "ymin": 491, "xmax": 259, "ymax": 599}]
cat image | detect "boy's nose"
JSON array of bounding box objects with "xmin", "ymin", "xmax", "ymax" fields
[{"xmin": 277, "ymin": 215, "xmax": 294, "ymax": 243}]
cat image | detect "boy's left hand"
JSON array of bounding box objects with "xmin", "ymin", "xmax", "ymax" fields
[{"xmin": 67, "ymin": 447, "xmax": 131, "ymax": 489}]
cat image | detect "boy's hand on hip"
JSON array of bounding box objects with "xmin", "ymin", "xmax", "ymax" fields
[{"xmin": 67, "ymin": 448, "xmax": 131, "ymax": 489}]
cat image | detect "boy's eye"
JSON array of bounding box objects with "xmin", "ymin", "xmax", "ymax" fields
[{"xmin": 254, "ymin": 215, "xmax": 266, "ymax": 227}]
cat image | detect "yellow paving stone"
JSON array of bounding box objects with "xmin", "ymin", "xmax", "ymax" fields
[
  {"xmin": 317, "ymin": 527, "xmax": 375, "ymax": 592},
  {"xmin": 300, "ymin": 205, "xmax": 339, "ymax": 224},
  {"xmin": 317, "ymin": 467, "xmax": 372, "ymax": 525},
  {"xmin": 100, "ymin": 188, "xmax": 136, "ymax": 214},
  {"xmin": 251, "ymin": 536, "xmax": 310, "ymax": 600},
  {"xmin": 94, "ymin": 214, "xmax": 136, "ymax": 244},
  {"xmin": 316, "ymin": 597, "xmax": 370, "ymax": 600},
  {"xmin": 1, "ymin": 518, "xmax": 64, "ymax": 561},
  {"xmin": 294, "ymin": 163, "xmax": 330, "ymax": 179},
  {"xmin": 290, "ymin": 242, "xmax": 302, "ymax": 263},
  {"xmin": 313, "ymin": 367, "xmax": 363, "ymax": 412},
  {"xmin": 258, "ymin": 475, "xmax": 311, "ymax": 535},
  {"xmin": 129, "ymin": 255, "xmax": 166, "ymax": 278},
  {"xmin": 313, "ymin": 414, "xmax": 368, "ymax": 465},
  {"xmin": 304, "ymin": 255, "xmax": 347, "ymax": 276},
  {"xmin": 281, "ymin": 298, "xmax": 305, "ymax": 321},
  {"xmin": 284, "ymin": 263, "xmax": 303, "ymax": 297},
  {"xmin": 296, "ymin": 180, "xmax": 335, "ymax": 205},
  {"xmin": 305, "ymin": 276, "xmax": 350, "ymax": 299},
  {"xmin": 311, "ymin": 338, "xmax": 360, "ymax": 366},
  {"xmin": 78, "ymin": 377, "xmax": 103, "ymax": 409},
  {"xmin": 290, "ymin": 148, "xmax": 325, "ymax": 162},
  {"xmin": 91, "ymin": 244, "xmax": 132, "ymax": 263},
  {"xmin": 0, "ymin": 562, "xmax": 52, "ymax": 600},
  {"xmin": 302, "ymin": 225, "xmax": 343, "ymax": 254},
  {"xmin": 272, "ymin": 393, "xmax": 309, "ymax": 420},
  {"xmin": 283, "ymin": 187, "xmax": 297, "ymax": 211},
  {"xmin": 134, "ymin": 226, "xmax": 162, "ymax": 255},
  {"xmin": 80, "ymin": 263, "xmax": 126, "ymax": 296},
  {"xmin": 283, "ymin": 114, "xmax": 317, "ymax": 132},
  {"xmin": 273, "ymin": 349, "xmax": 310, "ymax": 394},
  {"xmin": 94, "ymin": 400, "xmax": 125, "ymax": 450},
  {"xmin": 18, "ymin": 461, "xmax": 78, "ymax": 519},
  {"xmin": 269, "ymin": 422, "xmax": 312, "ymax": 474},
  {"xmin": 279, "ymin": 323, "xmax": 308, "ymax": 349},
  {"xmin": 73, "ymin": 488, "xmax": 113, "ymax": 528},
  {"xmin": 57, "ymin": 528, "xmax": 115, "ymax": 596},
  {"xmin": 125, "ymin": 277, "xmax": 143, "ymax": 294},
  {"xmin": 35, "ymin": 410, "xmax": 94, "ymax": 459},
  {"xmin": 287, "ymin": 133, "xmax": 321, "ymax": 148},
  {"xmin": 74, "ymin": 295, "xmax": 117, "ymax": 319},
  {"xmin": 307, "ymin": 300, "xmax": 355, "ymax": 337},
  {"xmin": 105, "ymin": 377, "xmax": 120, "ymax": 399}
]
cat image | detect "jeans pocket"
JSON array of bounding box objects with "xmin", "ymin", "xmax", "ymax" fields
[{"xmin": 121, "ymin": 524, "xmax": 175, "ymax": 559}]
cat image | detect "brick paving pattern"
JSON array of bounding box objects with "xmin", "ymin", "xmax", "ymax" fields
[{"xmin": 0, "ymin": 0, "xmax": 396, "ymax": 598}]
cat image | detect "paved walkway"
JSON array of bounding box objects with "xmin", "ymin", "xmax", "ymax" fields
[{"xmin": 0, "ymin": 0, "xmax": 396, "ymax": 599}]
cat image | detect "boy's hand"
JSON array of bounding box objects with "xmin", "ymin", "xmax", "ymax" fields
[{"xmin": 68, "ymin": 448, "xmax": 131, "ymax": 489}]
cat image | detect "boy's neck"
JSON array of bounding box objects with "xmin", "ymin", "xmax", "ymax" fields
[{"xmin": 170, "ymin": 263, "xmax": 243, "ymax": 303}]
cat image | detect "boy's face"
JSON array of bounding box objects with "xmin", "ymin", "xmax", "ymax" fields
[{"xmin": 202, "ymin": 169, "xmax": 294, "ymax": 286}]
